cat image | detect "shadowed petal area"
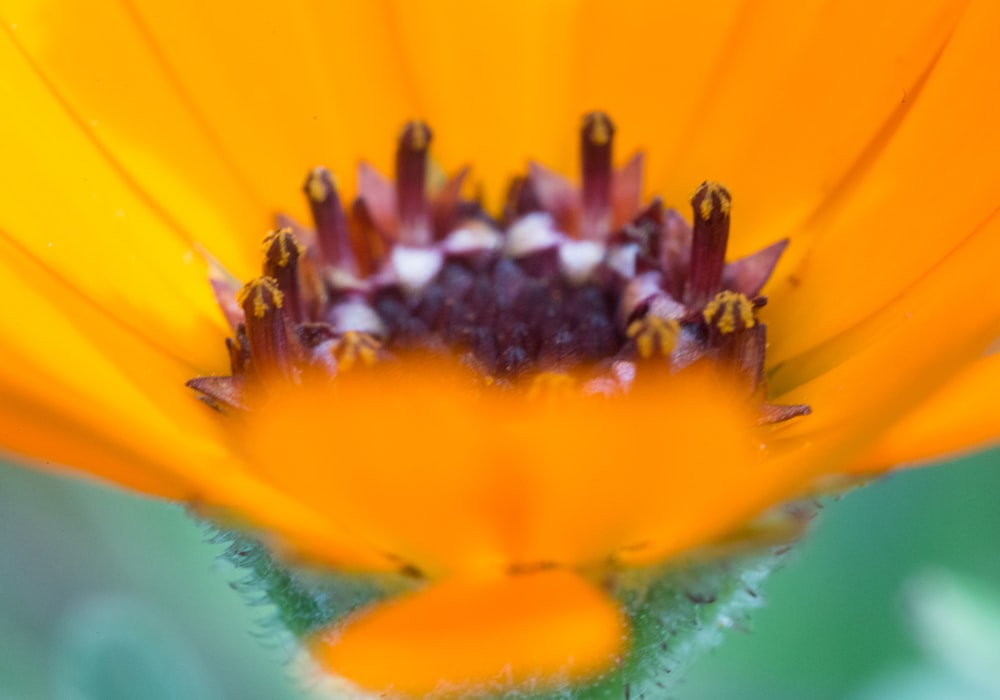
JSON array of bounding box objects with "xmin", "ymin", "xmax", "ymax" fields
[
  {"xmin": 851, "ymin": 353, "xmax": 1000, "ymax": 472},
  {"xmin": 309, "ymin": 570, "xmax": 626, "ymax": 698}
]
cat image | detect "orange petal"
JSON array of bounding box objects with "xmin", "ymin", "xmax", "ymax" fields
[
  {"xmin": 771, "ymin": 208, "xmax": 1000, "ymax": 473},
  {"xmin": 849, "ymin": 352, "xmax": 1000, "ymax": 472},
  {"xmin": 0, "ymin": 28, "xmax": 234, "ymax": 371},
  {"xmin": 309, "ymin": 570, "xmax": 625, "ymax": 698},
  {"xmin": 238, "ymin": 362, "xmax": 837, "ymax": 576},
  {"xmin": 242, "ymin": 368, "xmax": 515, "ymax": 578},
  {"xmin": 193, "ymin": 469, "xmax": 402, "ymax": 573},
  {"xmin": 0, "ymin": 14, "xmax": 260, "ymax": 278},
  {"xmin": 0, "ymin": 388, "xmax": 194, "ymax": 498},
  {"xmin": 0, "ymin": 229, "xmax": 397, "ymax": 571},
  {"xmin": 765, "ymin": 0, "xmax": 1000, "ymax": 366},
  {"xmin": 386, "ymin": 0, "xmax": 584, "ymax": 203},
  {"xmin": 642, "ymin": 0, "xmax": 965, "ymax": 258},
  {"xmin": 73, "ymin": 0, "xmax": 413, "ymax": 222},
  {"xmin": 0, "ymin": 234, "xmax": 231, "ymax": 489}
]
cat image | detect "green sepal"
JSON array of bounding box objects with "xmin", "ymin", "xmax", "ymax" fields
[{"xmin": 211, "ymin": 520, "xmax": 791, "ymax": 699}]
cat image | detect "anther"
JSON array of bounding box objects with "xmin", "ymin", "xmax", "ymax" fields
[
  {"xmin": 262, "ymin": 228, "xmax": 305, "ymax": 322},
  {"xmin": 330, "ymin": 331, "xmax": 381, "ymax": 373},
  {"xmin": 396, "ymin": 120, "xmax": 433, "ymax": 247},
  {"xmin": 626, "ymin": 315, "xmax": 680, "ymax": 359},
  {"xmin": 703, "ymin": 291, "xmax": 755, "ymax": 335},
  {"xmin": 304, "ymin": 167, "xmax": 358, "ymax": 275},
  {"xmin": 526, "ymin": 372, "xmax": 578, "ymax": 401},
  {"xmin": 580, "ymin": 112, "xmax": 615, "ymax": 242},
  {"xmin": 237, "ymin": 277, "xmax": 297, "ymax": 379},
  {"xmin": 686, "ymin": 181, "xmax": 732, "ymax": 308}
]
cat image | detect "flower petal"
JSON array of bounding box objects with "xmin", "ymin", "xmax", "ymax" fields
[
  {"xmin": 0, "ymin": 28, "xmax": 233, "ymax": 371},
  {"xmin": 765, "ymin": 0, "xmax": 1000, "ymax": 368},
  {"xmin": 771, "ymin": 208, "xmax": 1000, "ymax": 472},
  {"xmin": 849, "ymin": 353, "xmax": 1000, "ymax": 472},
  {"xmin": 634, "ymin": 0, "xmax": 967, "ymax": 258},
  {"xmin": 238, "ymin": 364, "xmax": 830, "ymax": 576},
  {"xmin": 0, "ymin": 10, "xmax": 261, "ymax": 277},
  {"xmin": 1, "ymin": 0, "xmax": 418, "ymax": 245},
  {"xmin": 0, "ymin": 231, "xmax": 400, "ymax": 571},
  {"xmin": 384, "ymin": 0, "xmax": 585, "ymax": 204},
  {"xmin": 309, "ymin": 570, "xmax": 625, "ymax": 698},
  {"xmin": 0, "ymin": 257, "xmax": 221, "ymax": 498}
]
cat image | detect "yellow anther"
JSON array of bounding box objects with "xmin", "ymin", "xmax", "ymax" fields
[
  {"xmin": 237, "ymin": 277, "xmax": 284, "ymax": 319},
  {"xmin": 306, "ymin": 168, "xmax": 330, "ymax": 203},
  {"xmin": 626, "ymin": 315, "xmax": 680, "ymax": 359},
  {"xmin": 703, "ymin": 291, "xmax": 755, "ymax": 334},
  {"xmin": 526, "ymin": 372, "xmax": 578, "ymax": 401},
  {"xmin": 331, "ymin": 331, "xmax": 381, "ymax": 372},
  {"xmin": 583, "ymin": 112, "xmax": 613, "ymax": 146},
  {"xmin": 693, "ymin": 181, "xmax": 732, "ymax": 222},
  {"xmin": 401, "ymin": 120, "xmax": 431, "ymax": 151},
  {"xmin": 262, "ymin": 228, "xmax": 304, "ymax": 268}
]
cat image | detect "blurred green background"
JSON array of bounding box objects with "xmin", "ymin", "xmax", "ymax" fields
[{"xmin": 1, "ymin": 449, "xmax": 998, "ymax": 700}]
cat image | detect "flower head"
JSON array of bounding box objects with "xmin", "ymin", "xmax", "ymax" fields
[{"xmin": 1, "ymin": 0, "xmax": 1000, "ymax": 697}]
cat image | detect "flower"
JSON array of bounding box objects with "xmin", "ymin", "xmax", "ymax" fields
[{"xmin": 2, "ymin": 0, "xmax": 1000, "ymax": 698}]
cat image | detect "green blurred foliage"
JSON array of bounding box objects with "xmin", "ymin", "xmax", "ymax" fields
[{"xmin": 0, "ymin": 447, "xmax": 997, "ymax": 700}]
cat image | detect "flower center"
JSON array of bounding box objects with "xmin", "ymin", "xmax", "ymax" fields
[{"xmin": 188, "ymin": 112, "xmax": 808, "ymax": 423}]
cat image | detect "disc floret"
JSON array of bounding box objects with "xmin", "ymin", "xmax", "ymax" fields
[{"xmin": 189, "ymin": 113, "xmax": 808, "ymax": 422}]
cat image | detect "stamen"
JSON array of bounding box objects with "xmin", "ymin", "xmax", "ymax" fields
[
  {"xmin": 395, "ymin": 120, "xmax": 433, "ymax": 246},
  {"xmin": 350, "ymin": 195, "xmax": 388, "ymax": 276},
  {"xmin": 262, "ymin": 228, "xmax": 305, "ymax": 322},
  {"xmin": 580, "ymin": 111, "xmax": 615, "ymax": 241},
  {"xmin": 237, "ymin": 277, "xmax": 297, "ymax": 379},
  {"xmin": 191, "ymin": 114, "xmax": 808, "ymax": 430},
  {"xmin": 304, "ymin": 167, "xmax": 358, "ymax": 275},
  {"xmin": 227, "ymin": 326, "xmax": 251, "ymax": 375},
  {"xmin": 686, "ymin": 181, "xmax": 732, "ymax": 308}
]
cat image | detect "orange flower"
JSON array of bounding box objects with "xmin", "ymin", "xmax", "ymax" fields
[{"xmin": 2, "ymin": 0, "xmax": 1000, "ymax": 697}]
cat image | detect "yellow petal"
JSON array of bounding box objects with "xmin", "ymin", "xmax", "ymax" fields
[{"xmin": 309, "ymin": 570, "xmax": 625, "ymax": 698}]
